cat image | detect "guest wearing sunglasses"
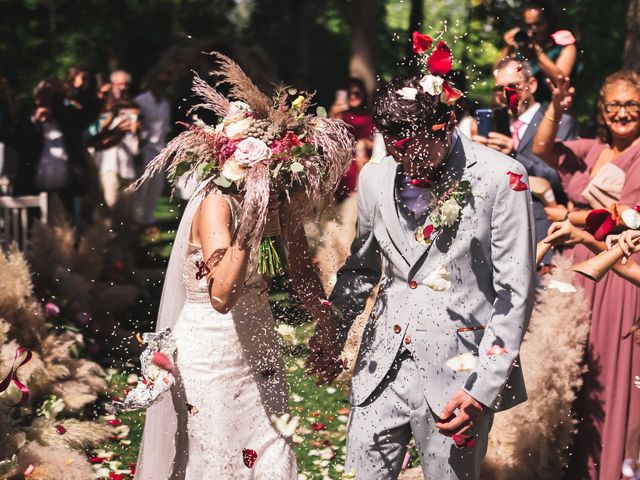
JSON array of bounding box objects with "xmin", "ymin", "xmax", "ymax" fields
[{"xmin": 533, "ymin": 70, "xmax": 640, "ymax": 480}]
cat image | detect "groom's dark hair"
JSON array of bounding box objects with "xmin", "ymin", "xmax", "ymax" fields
[{"xmin": 372, "ymin": 74, "xmax": 453, "ymax": 136}]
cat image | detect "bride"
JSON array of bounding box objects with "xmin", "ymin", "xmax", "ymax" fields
[{"xmin": 132, "ymin": 53, "xmax": 351, "ymax": 479}]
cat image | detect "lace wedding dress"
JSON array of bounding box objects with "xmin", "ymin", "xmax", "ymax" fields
[{"xmin": 136, "ymin": 185, "xmax": 297, "ymax": 480}]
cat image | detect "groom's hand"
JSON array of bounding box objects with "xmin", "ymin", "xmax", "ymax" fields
[
  {"xmin": 435, "ymin": 390, "xmax": 485, "ymax": 436},
  {"xmin": 305, "ymin": 320, "xmax": 344, "ymax": 385}
]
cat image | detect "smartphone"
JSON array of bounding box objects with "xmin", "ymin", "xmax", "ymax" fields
[
  {"xmin": 476, "ymin": 109, "xmax": 493, "ymax": 137},
  {"xmin": 492, "ymin": 107, "xmax": 511, "ymax": 137},
  {"xmin": 335, "ymin": 89, "xmax": 348, "ymax": 104},
  {"xmin": 475, "ymin": 108, "xmax": 511, "ymax": 137}
]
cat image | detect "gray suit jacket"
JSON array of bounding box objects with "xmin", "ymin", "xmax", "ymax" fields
[
  {"xmin": 514, "ymin": 105, "xmax": 577, "ymax": 259},
  {"xmin": 330, "ymin": 132, "xmax": 535, "ymax": 414}
]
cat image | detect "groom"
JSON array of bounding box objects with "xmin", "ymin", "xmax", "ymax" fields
[{"xmin": 320, "ymin": 73, "xmax": 535, "ymax": 479}]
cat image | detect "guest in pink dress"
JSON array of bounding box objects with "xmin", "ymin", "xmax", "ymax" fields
[
  {"xmin": 533, "ymin": 71, "xmax": 640, "ymax": 480},
  {"xmin": 330, "ymin": 78, "xmax": 375, "ymax": 202}
]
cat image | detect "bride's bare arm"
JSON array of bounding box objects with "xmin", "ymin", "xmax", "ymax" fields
[{"xmin": 196, "ymin": 192, "xmax": 251, "ymax": 313}]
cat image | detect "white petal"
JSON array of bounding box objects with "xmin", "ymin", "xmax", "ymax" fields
[
  {"xmin": 396, "ymin": 87, "xmax": 418, "ymax": 100},
  {"xmin": 548, "ymin": 279, "xmax": 577, "ymax": 293},
  {"xmin": 621, "ymin": 209, "xmax": 640, "ymax": 229},
  {"xmin": 446, "ymin": 352, "xmax": 477, "ymax": 372}
]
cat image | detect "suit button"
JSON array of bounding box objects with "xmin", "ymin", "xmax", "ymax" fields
[
  {"xmin": 409, "ymin": 280, "xmax": 418, "ymax": 289},
  {"xmin": 393, "ymin": 325, "xmax": 401, "ymax": 334},
  {"xmin": 404, "ymin": 336, "xmax": 412, "ymax": 345}
]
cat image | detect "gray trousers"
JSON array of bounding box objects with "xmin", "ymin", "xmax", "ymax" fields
[{"xmin": 345, "ymin": 351, "xmax": 493, "ymax": 480}]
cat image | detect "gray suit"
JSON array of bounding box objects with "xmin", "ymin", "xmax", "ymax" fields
[
  {"xmin": 514, "ymin": 105, "xmax": 577, "ymax": 262},
  {"xmin": 330, "ymin": 132, "xmax": 535, "ymax": 479}
]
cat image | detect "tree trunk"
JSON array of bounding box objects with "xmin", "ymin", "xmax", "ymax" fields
[
  {"xmin": 291, "ymin": 0, "xmax": 312, "ymax": 89},
  {"xmin": 624, "ymin": 0, "xmax": 640, "ymax": 71},
  {"xmin": 407, "ymin": 0, "xmax": 424, "ymax": 59},
  {"xmin": 349, "ymin": 0, "xmax": 381, "ymax": 99}
]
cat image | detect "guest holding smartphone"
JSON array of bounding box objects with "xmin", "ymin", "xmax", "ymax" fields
[{"xmin": 472, "ymin": 58, "xmax": 577, "ymax": 262}]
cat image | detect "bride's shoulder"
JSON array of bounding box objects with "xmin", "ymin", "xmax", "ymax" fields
[{"xmin": 195, "ymin": 190, "xmax": 235, "ymax": 230}]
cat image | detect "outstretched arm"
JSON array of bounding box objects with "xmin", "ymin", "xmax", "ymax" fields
[
  {"xmin": 532, "ymin": 76, "xmax": 575, "ymax": 169},
  {"xmin": 286, "ymin": 220, "xmax": 344, "ymax": 384}
]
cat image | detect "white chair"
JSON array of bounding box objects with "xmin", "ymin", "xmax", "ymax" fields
[{"xmin": 0, "ymin": 193, "xmax": 48, "ymax": 251}]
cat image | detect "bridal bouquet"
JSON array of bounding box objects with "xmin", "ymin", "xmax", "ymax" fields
[{"xmin": 133, "ymin": 52, "xmax": 353, "ymax": 276}]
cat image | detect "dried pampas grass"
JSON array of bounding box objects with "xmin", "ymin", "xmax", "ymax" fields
[
  {"xmin": 11, "ymin": 443, "xmax": 94, "ymax": 480},
  {"xmin": 208, "ymin": 51, "xmax": 272, "ymax": 117},
  {"xmin": 27, "ymin": 418, "xmax": 111, "ymax": 450},
  {"xmin": 480, "ymin": 253, "xmax": 590, "ymax": 479}
]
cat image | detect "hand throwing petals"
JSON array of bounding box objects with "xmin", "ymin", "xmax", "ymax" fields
[
  {"xmin": 412, "ymin": 31, "xmax": 433, "ymax": 53},
  {"xmin": 426, "ymin": 41, "xmax": 453, "ymax": 75},
  {"xmin": 504, "ymin": 87, "xmax": 520, "ymax": 117},
  {"xmin": 242, "ymin": 448, "xmax": 258, "ymax": 468},
  {"xmin": 506, "ymin": 171, "xmax": 528, "ymax": 191},
  {"xmin": 551, "ymin": 30, "xmax": 577, "ymax": 46}
]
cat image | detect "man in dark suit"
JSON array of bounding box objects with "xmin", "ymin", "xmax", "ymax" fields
[{"xmin": 472, "ymin": 58, "xmax": 577, "ymax": 264}]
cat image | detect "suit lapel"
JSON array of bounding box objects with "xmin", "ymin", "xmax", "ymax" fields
[
  {"xmin": 408, "ymin": 132, "xmax": 476, "ymax": 281},
  {"xmin": 378, "ymin": 158, "xmax": 417, "ymax": 266}
]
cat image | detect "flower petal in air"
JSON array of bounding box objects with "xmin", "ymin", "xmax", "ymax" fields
[
  {"xmin": 551, "ymin": 30, "xmax": 576, "ymax": 46},
  {"xmin": 426, "ymin": 41, "xmax": 453, "ymax": 75},
  {"xmin": 486, "ymin": 345, "xmax": 509, "ymax": 357},
  {"xmin": 412, "ymin": 31, "xmax": 433, "ymax": 54},
  {"xmin": 504, "ymin": 87, "xmax": 520, "ymax": 116},
  {"xmin": 506, "ymin": 171, "xmax": 528, "ymax": 191},
  {"xmin": 445, "ymin": 352, "xmax": 477, "ymax": 373},
  {"xmin": 152, "ymin": 351, "xmax": 177, "ymax": 376},
  {"xmin": 242, "ymin": 448, "xmax": 258, "ymax": 468},
  {"xmin": 393, "ymin": 137, "xmax": 412, "ymax": 152},
  {"xmin": 423, "ymin": 264, "xmax": 451, "ymax": 291},
  {"xmin": 397, "ymin": 87, "xmax": 418, "ymax": 100},
  {"xmin": 452, "ymin": 434, "xmax": 477, "ymax": 448},
  {"xmin": 621, "ymin": 208, "xmax": 640, "ymax": 229},
  {"xmin": 441, "ymin": 81, "xmax": 463, "ymax": 105}
]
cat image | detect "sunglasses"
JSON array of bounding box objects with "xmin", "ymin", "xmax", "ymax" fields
[{"xmin": 603, "ymin": 101, "xmax": 640, "ymax": 114}]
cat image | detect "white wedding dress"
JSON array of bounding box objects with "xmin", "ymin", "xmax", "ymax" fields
[{"xmin": 136, "ymin": 184, "xmax": 297, "ymax": 480}]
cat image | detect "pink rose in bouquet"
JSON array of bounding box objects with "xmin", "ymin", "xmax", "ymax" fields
[{"xmin": 234, "ymin": 137, "xmax": 271, "ymax": 167}]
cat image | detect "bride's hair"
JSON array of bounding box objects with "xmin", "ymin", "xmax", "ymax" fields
[{"xmin": 372, "ymin": 74, "xmax": 452, "ymax": 136}]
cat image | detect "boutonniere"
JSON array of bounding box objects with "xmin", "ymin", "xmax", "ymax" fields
[{"xmin": 415, "ymin": 180, "xmax": 471, "ymax": 245}]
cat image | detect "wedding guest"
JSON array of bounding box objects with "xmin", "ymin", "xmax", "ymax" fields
[
  {"xmin": 134, "ymin": 70, "xmax": 172, "ymax": 226},
  {"xmin": 330, "ymin": 78, "xmax": 374, "ymax": 202},
  {"xmin": 110, "ymin": 70, "xmax": 131, "ymax": 101},
  {"xmin": 472, "ymin": 58, "xmax": 577, "ymax": 263},
  {"xmin": 14, "ymin": 79, "xmax": 87, "ymax": 212},
  {"xmin": 92, "ymin": 92, "xmax": 141, "ymax": 207},
  {"xmin": 533, "ymin": 71, "xmax": 640, "ymax": 480},
  {"xmin": 500, "ymin": 0, "xmax": 579, "ymax": 102}
]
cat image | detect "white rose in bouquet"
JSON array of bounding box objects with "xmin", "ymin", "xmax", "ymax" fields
[
  {"xmin": 234, "ymin": 137, "xmax": 271, "ymax": 166},
  {"xmin": 224, "ymin": 117, "xmax": 254, "ymax": 139},
  {"xmin": 439, "ymin": 198, "xmax": 462, "ymax": 227},
  {"xmin": 221, "ymin": 158, "xmax": 246, "ymax": 182},
  {"xmin": 225, "ymin": 101, "xmax": 251, "ymax": 123}
]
